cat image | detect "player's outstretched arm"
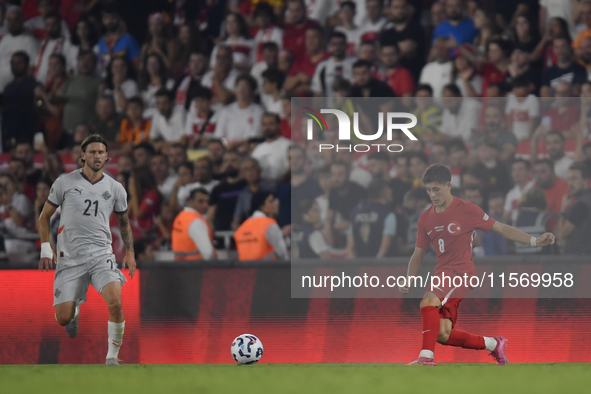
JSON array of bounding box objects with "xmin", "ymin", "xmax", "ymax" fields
[
  {"xmin": 116, "ymin": 211, "xmax": 137, "ymax": 279},
  {"xmin": 38, "ymin": 202, "xmax": 57, "ymax": 272},
  {"xmin": 400, "ymin": 246, "xmax": 426, "ymax": 294},
  {"xmin": 491, "ymin": 221, "xmax": 556, "ymax": 247}
]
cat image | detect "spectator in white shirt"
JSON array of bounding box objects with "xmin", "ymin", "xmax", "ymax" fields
[
  {"xmin": 149, "ymin": 88, "xmax": 187, "ymax": 143},
  {"xmin": 184, "ymin": 87, "xmax": 217, "ymax": 148},
  {"xmin": 175, "ymin": 157, "xmax": 220, "ymax": 208},
  {"xmin": 251, "ymin": 42, "xmax": 279, "ymax": 95},
  {"xmin": 201, "ymin": 45, "xmax": 241, "ymax": 108},
  {"xmin": 358, "ymin": 0, "xmax": 387, "ymax": 44},
  {"xmin": 24, "ymin": 0, "xmax": 70, "ymax": 41},
  {"xmin": 251, "ymin": 113, "xmax": 291, "ymax": 181},
  {"xmin": 0, "ymin": 7, "xmax": 39, "ymax": 92},
  {"xmin": 34, "ymin": 12, "xmax": 74, "ymax": 85},
  {"xmin": 213, "ymin": 74, "xmax": 264, "ymax": 149},
  {"xmin": 252, "ymin": 3, "xmax": 283, "ymax": 63},
  {"xmin": 505, "ymin": 75, "xmax": 540, "ymax": 141},
  {"xmin": 0, "ymin": 173, "xmax": 35, "ymax": 254},
  {"xmin": 100, "ymin": 56, "xmax": 139, "ymax": 113},
  {"xmin": 503, "ymin": 159, "xmax": 535, "ymax": 225},
  {"xmin": 334, "ymin": 1, "xmax": 360, "ymax": 56},
  {"xmin": 150, "ymin": 153, "xmax": 178, "ymax": 200},
  {"xmin": 419, "ymin": 36, "xmax": 452, "ymax": 103},
  {"xmin": 312, "ymin": 32, "xmax": 355, "ymax": 98},
  {"xmin": 210, "ymin": 13, "xmax": 255, "ymax": 71},
  {"xmin": 261, "ymin": 68, "xmax": 285, "ymax": 114},
  {"xmin": 441, "ymin": 83, "xmax": 481, "ymax": 142}
]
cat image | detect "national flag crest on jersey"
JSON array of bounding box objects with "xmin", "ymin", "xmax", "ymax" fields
[{"xmin": 102, "ymin": 191, "xmax": 112, "ymax": 200}]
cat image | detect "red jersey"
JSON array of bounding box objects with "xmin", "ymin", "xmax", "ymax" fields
[
  {"xmin": 283, "ymin": 20, "xmax": 319, "ymax": 62},
  {"xmin": 416, "ymin": 197, "xmax": 496, "ymax": 274}
]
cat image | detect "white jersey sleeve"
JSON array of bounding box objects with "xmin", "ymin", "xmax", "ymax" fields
[
  {"xmin": 113, "ymin": 181, "xmax": 128, "ymax": 214},
  {"xmin": 48, "ymin": 176, "xmax": 66, "ymax": 207}
]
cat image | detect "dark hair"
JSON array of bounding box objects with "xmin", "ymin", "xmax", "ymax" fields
[
  {"xmin": 250, "ymin": 190, "xmax": 274, "ymax": 215},
  {"xmin": 486, "ymin": 82, "xmax": 508, "ymax": 96},
  {"xmin": 155, "ymin": 88, "xmax": 173, "ymax": 100},
  {"xmin": 193, "ymin": 86, "xmax": 212, "ymax": 101},
  {"xmin": 77, "ymin": 48, "xmax": 97, "ymax": 63},
  {"xmin": 0, "ymin": 173, "xmax": 16, "ymax": 185},
  {"xmin": 131, "ymin": 165, "xmax": 159, "ymax": 199},
  {"xmin": 298, "ymin": 199, "xmax": 316, "ymax": 224},
  {"xmin": 12, "ymin": 51, "xmax": 30, "ymax": 65},
  {"xmin": 353, "ymin": 59, "xmax": 372, "ymax": 70},
  {"xmin": 464, "ymin": 184, "xmax": 484, "ymax": 197},
  {"xmin": 409, "ymin": 151, "xmax": 429, "ymax": 166},
  {"xmin": 127, "ymin": 96, "xmax": 144, "ymax": 108},
  {"xmin": 235, "ymin": 73, "xmax": 258, "ymax": 92},
  {"xmin": 104, "ymin": 56, "xmax": 136, "ymax": 91},
  {"xmin": 262, "ymin": 68, "xmax": 285, "ymax": 90},
  {"xmin": 534, "ymin": 159, "xmax": 555, "ymax": 171},
  {"xmin": 489, "ymin": 191, "xmax": 505, "ymax": 201},
  {"xmin": 512, "ymin": 158, "xmax": 530, "ymax": 170},
  {"xmin": 134, "ymin": 141, "xmax": 156, "ymax": 156},
  {"xmin": 381, "ymin": 41, "xmax": 400, "ymax": 54},
  {"xmin": 442, "ymin": 83, "xmax": 462, "ymax": 97},
  {"xmin": 44, "ymin": 11, "xmax": 61, "ymax": 22},
  {"xmin": 10, "ymin": 157, "xmax": 26, "ymax": 167},
  {"xmin": 329, "ymin": 31, "xmax": 347, "ymax": 42},
  {"xmin": 545, "ymin": 130, "xmax": 565, "ymax": 143},
  {"xmin": 410, "ymin": 187, "xmax": 430, "ymax": 202},
  {"xmin": 178, "ymin": 161, "xmax": 194, "ymax": 174},
  {"xmin": 262, "ymin": 112, "xmax": 281, "ymax": 123},
  {"xmin": 306, "ymin": 24, "xmax": 325, "ymax": 37},
  {"xmin": 81, "ymin": 134, "xmax": 108, "ymax": 152},
  {"xmin": 512, "ymin": 74, "xmax": 531, "ymax": 89},
  {"xmin": 549, "ymin": 17, "xmax": 572, "ymax": 41},
  {"xmin": 519, "ymin": 187, "xmax": 547, "ymax": 210},
  {"xmin": 367, "ymin": 180, "xmax": 389, "ymax": 200},
  {"xmin": 569, "ymin": 162, "xmax": 591, "ymax": 179},
  {"xmin": 253, "ymin": 2, "xmax": 276, "ymax": 23},
  {"xmin": 189, "ymin": 187, "xmax": 210, "ymax": 200},
  {"xmin": 415, "ymin": 83, "xmax": 433, "ymax": 95},
  {"xmin": 341, "ymin": 0, "xmax": 356, "ymax": 12},
  {"xmin": 224, "ymin": 13, "xmax": 250, "ymax": 39},
  {"xmin": 134, "ymin": 240, "xmax": 151, "ymax": 261},
  {"xmin": 421, "ymin": 163, "xmax": 452, "ymax": 185},
  {"xmin": 330, "ymin": 160, "xmax": 349, "ymax": 173},
  {"xmin": 488, "ymin": 38, "xmax": 513, "ymax": 58},
  {"xmin": 261, "ymin": 41, "xmax": 279, "ymax": 53},
  {"xmin": 333, "ymin": 77, "xmax": 351, "ymax": 92},
  {"xmin": 368, "ymin": 151, "xmax": 389, "ymax": 163},
  {"xmin": 138, "ymin": 52, "xmax": 169, "ymax": 90},
  {"xmin": 553, "ymin": 34, "xmax": 572, "ymax": 47},
  {"xmin": 70, "ymin": 18, "xmax": 99, "ymax": 47}
]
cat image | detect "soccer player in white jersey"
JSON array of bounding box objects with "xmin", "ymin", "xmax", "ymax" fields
[{"xmin": 38, "ymin": 134, "xmax": 136, "ymax": 366}]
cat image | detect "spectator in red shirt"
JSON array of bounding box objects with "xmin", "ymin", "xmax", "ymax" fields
[
  {"xmin": 533, "ymin": 159, "xmax": 569, "ymax": 216},
  {"xmin": 377, "ymin": 43, "xmax": 414, "ymax": 97},
  {"xmin": 283, "ymin": 0, "xmax": 318, "ymax": 63},
  {"xmin": 128, "ymin": 165, "xmax": 162, "ymax": 237},
  {"xmin": 538, "ymin": 81, "xmax": 580, "ymax": 138},
  {"xmin": 283, "ymin": 25, "xmax": 329, "ymax": 95},
  {"xmin": 452, "ymin": 37, "xmax": 511, "ymax": 96}
]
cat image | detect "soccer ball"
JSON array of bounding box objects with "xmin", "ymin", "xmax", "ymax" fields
[{"xmin": 231, "ymin": 334, "xmax": 264, "ymax": 364}]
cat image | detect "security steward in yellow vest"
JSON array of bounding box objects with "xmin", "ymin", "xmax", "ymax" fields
[
  {"xmin": 172, "ymin": 188, "xmax": 216, "ymax": 260},
  {"xmin": 234, "ymin": 191, "xmax": 288, "ymax": 261}
]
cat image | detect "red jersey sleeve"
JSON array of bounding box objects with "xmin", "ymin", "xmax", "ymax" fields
[
  {"xmin": 465, "ymin": 202, "xmax": 496, "ymax": 232},
  {"xmin": 415, "ymin": 212, "xmax": 431, "ymax": 250}
]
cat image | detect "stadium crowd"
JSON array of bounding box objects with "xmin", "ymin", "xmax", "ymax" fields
[{"xmin": 1, "ymin": 0, "xmax": 591, "ymax": 260}]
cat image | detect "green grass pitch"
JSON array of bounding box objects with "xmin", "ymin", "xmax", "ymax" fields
[{"xmin": 2, "ymin": 364, "xmax": 590, "ymax": 394}]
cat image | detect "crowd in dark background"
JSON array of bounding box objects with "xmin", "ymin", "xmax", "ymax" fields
[{"xmin": 0, "ymin": 0, "xmax": 591, "ymax": 260}]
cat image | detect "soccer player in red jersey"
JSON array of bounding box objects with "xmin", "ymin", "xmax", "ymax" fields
[{"xmin": 401, "ymin": 164, "xmax": 555, "ymax": 366}]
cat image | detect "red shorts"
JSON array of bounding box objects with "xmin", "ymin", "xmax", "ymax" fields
[{"xmin": 429, "ymin": 270, "xmax": 474, "ymax": 327}]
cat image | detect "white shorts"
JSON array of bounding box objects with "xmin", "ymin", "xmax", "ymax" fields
[{"xmin": 53, "ymin": 254, "xmax": 126, "ymax": 306}]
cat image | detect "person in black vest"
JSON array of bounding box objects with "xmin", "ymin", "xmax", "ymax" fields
[
  {"xmin": 558, "ymin": 163, "xmax": 591, "ymax": 255},
  {"xmin": 291, "ymin": 199, "xmax": 330, "ymax": 259},
  {"xmin": 347, "ymin": 180, "xmax": 397, "ymax": 258}
]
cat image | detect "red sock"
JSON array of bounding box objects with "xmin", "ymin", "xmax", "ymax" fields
[
  {"xmin": 445, "ymin": 329, "xmax": 485, "ymax": 350},
  {"xmin": 420, "ymin": 306, "xmax": 440, "ymax": 353}
]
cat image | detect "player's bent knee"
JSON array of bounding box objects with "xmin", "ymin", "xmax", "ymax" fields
[
  {"xmin": 419, "ymin": 297, "xmax": 441, "ymax": 309},
  {"xmin": 55, "ymin": 311, "xmax": 73, "ymax": 326},
  {"xmin": 107, "ymin": 299, "xmax": 123, "ymax": 315},
  {"xmin": 437, "ymin": 327, "xmax": 451, "ymax": 343}
]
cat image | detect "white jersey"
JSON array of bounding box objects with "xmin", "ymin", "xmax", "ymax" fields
[{"xmin": 47, "ymin": 169, "xmax": 128, "ymax": 267}]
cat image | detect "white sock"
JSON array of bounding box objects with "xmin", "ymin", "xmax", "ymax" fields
[
  {"xmin": 419, "ymin": 349, "xmax": 434, "ymax": 359},
  {"xmin": 106, "ymin": 321, "xmax": 125, "ymax": 360},
  {"xmin": 484, "ymin": 337, "xmax": 497, "ymax": 351}
]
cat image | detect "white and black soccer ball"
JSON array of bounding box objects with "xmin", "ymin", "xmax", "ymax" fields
[{"xmin": 231, "ymin": 334, "xmax": 264, "ymax": 364}]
